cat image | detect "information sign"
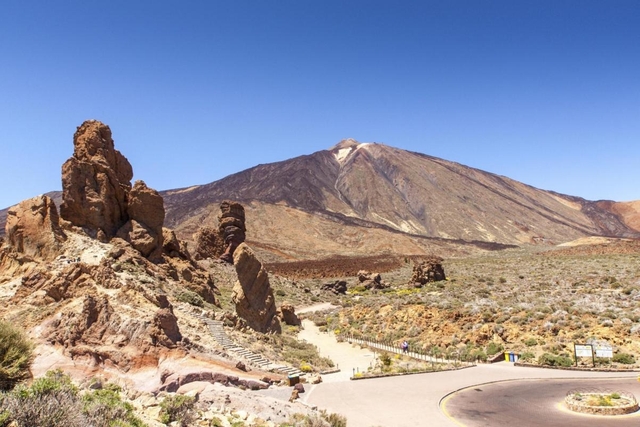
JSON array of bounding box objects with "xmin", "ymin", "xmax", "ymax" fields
[
  {"xmin": 594, "ymin": 344, "xmax": 613, "ymax": 358},
  {"xmin": 575, "ymin": 344, "xmax": 593, "ymax": 358}
]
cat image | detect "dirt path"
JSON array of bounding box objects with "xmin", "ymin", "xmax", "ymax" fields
[{"xmin": 298, "ymin": 319, "xmax": 376, "ymax": 383}]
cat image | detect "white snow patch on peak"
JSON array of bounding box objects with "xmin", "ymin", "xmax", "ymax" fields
[{"xmin": 335, "ymin": 147, "xmax": 353, "ymax": 163}]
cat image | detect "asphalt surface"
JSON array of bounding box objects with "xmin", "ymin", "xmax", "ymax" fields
[{"xmin": 444, "ymin": 377, "xmax": 640, "ymax": 427}]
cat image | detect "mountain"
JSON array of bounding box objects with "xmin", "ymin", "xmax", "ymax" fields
[
  {"xmin": 3, "ymin": 140, "xmax": 639, "ymax": 261},
  {"xmin": 159, "ymin": 139, "xmax": 640, "ymax": 261}
]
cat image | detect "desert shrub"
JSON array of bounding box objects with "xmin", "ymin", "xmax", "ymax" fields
[
  {"xmin": 276, "ymin": 289, "xmax": 286, "ymax": 297},
  {"xmin": 82, "ymin": 387, "xmax": 146, "ymax": 427},
  {"xmin": 283, "ymin": 411, "xmax": 347, "ymax": 427},
  {"xmin": 159, "ymin": 394, "xmax": 196, "ymax": 426},
  {"xmin": 519, "ymin": 351, "xmax": 535, "ymax": 362},
  {"xmin": 612, "ymin": 353, "xmax": 636, "ymax": 364},
  {"xmin": 176, "ymin": 290, "xmax": 204, "ymax": 307},
  {"xmin": 471, "ymin": 349, "xmax": 487, "ymax": 362},
  {"xmin": 2, "ymin": 370, "xmax": 83, "ymax": 427},
  {"xmin": 538, "ymin": 353, "xmax": 573, "ymax": 367},
  {"xmin": 524, "ymin": 338, "xmax": 538, "ymax": 347},
  {"xmin": 379, "ymin": 352, "xmax": 392, "ymax": 366},
  {"xmin": 0, "ymin": 321, "xmax": 34, "ymax": 391},
  {"xmin": 485, "ymin": 342, "xmax": 504, "ymax": 356},
  {"xmin": 279, "ymin": 335, "xmax": 334, "ymax": 370}
]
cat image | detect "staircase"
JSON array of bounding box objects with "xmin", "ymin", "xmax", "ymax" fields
[{"xmin": 182, "ymin": 307, "xmax": 304, "ymax": 377}]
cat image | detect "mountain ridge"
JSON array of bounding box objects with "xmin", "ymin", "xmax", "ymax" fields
[{"xmin": 2, "ymin": 141, "xmax": 639, "ymax": 261}]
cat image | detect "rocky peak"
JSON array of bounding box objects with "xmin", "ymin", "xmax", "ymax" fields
[
  {"xmin": 59, "ymin": 120, "xmax": 165, "ymax": 261},
  {"xmin": 60, "ymin": 120, "xmax": 133, "ymax": 240}
]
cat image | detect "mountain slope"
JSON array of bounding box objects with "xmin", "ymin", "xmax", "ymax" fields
[
  {"xmin": 3, "ymin": 141, "xmax": 639, "ymax": 260},
  {"xmin": 159, "ymin": 140, "xmax": 639, "ymax": 260}
]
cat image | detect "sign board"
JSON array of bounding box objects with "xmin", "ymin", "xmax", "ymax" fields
[
  {"xmin": 594, "ymin": 344, "xmax": 613, "ymax": 358},
  {"xmin": 575, "ymin": 344, "xmax": 593, "ymax": 358}
]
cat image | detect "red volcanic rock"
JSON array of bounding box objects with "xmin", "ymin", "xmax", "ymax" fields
[
  {"xmin": 277, "ymin": 302, "xmax": 301, "ymax": 326},
  {"xmin": 151, "ymin": 307, "xmax": 182, "ymax": 348},
  {"xmin": 5, "ymin": 195, "xmax": 66, "ymax": 261},
  {"xmin": 117, "ymin": 180, "xmax": 165, "ymax": 260},
  {"xmin": 193, "ymin": 226, "xmax": 223, "ymax": 261},
  {"xmin": 60, "ymin": 120, "xmax": 133, "ymax": 239},
  {"xmin": 232, "ymin": 243, "xmax": 281, "ymax": 334},
  {"xmin": 193, "ymin": 201, "xmax": 246, "ymax": 263},
  {"xmin": 219, "ymin": 201, "xmax": 246, "ymax": 263},
  {"xmin": 410, "ymin": 257, "xmax": 446, "ymax": 286}
]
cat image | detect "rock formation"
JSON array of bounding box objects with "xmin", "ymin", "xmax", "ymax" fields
[
  {"xmin": 116, "ymin": 180, "xmax": 165, "ymax": 260},
  {"xmin": 231, "ymin": 243, "xmax": 281, "ymax": 333},
  {"xmin": 218, "ymin": 201, "xmax": 246, "ymax": 263},
  {"xmin": 60, "ymin": 120, "xmax": 133, "ymax": 240},
  {"xmin": 410, "ymin": 257, "xmax": 446, "ymax": 286},
  {"xmin": 4, "ymin": 195, "xmax": 66, "ymax": 261},
  {"xmin": 60, "ymin": 120, "xmax": 165, "ymax": 261},
  {"xmin": 320, "ymin": 280, "xmax": 347, "ymax": 295},
  {"xmin": 277, "ymin": 302, "xmax": 301, "ymax": 326},
  {"xmin": 194, "ymin": 201, "xmax": 246, "ymax": 263},
  {"xmin": 357, "ymin": 270, "xmax": 389, "ymax": 290},
  {"xmin": 193, "ymin": 226, "xmax": 222, "ymax": 260}
]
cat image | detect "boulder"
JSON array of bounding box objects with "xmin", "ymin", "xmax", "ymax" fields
[
  {"xmin": 4, "ymin": 195, "xmax": 66, "ymax": 261},
  {"xmin": 151, "ymin": 307, "xmax": 182, "ymax": 347},
  {"xmin": 60, "ymin": 120, "xmax": 133, "ymax": 239},
  {"xmin": 117, "ymin": 180, "xmax": 164, "ymax": 260},
  {"xmin": 232, "ymin": 243, "xmax": 281, "ymax": 333},
  {"xmin": 277, "ymin": 302, "xmax": 301, "ymax": 326},
  {"xmin": 320, "ymin": 280, "xmax": 347, "ymax": 295},
  {"xmin": 357, "ymin": 271, "xmax": 388, "ymax": 290},
  {"xmin": 410, "ymin": 257, "xmax": 446, "ymax": 285},
  {"xmin": 193, "ymin": 226, "xmax": 223, "ymax": 260}
]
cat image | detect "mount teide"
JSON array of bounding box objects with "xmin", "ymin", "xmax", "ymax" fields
[{"xmin": 160, "ymin": 139, "xmax": 640, "ymax": 261}]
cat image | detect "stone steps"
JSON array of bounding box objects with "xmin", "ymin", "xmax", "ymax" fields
[{"xmin": 176, "ymin": 306, "xmax": 304, "ymax": 377}]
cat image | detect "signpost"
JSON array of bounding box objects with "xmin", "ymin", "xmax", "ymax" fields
[
  {"xmin": 594, "ymin": 344, "xmax": 613, "ymax": 359},
  {"xmin": 574, "ymin": 344, "xmax": 594, "ymax": 367}
]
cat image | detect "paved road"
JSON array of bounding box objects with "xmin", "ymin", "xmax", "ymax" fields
[
  {"xmin": 303, "ymin": 365, "xmax": 639, "ymax": 427},
  {"xmin": 444, "ymin": 377, "xmax": 640, "ymax": 427},
  {"xmin": 286, "ymin": 307, "xmax": 640, "ymax": 427}
]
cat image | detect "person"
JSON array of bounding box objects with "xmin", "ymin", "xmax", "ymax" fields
[{"xmin": 402, "ymin": 341, "xmax": 408, "ymax": 353}]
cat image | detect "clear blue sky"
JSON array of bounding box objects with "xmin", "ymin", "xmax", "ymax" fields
[{"xmin": 1, "ymin": 1, "xmax": 639, "ymax": 209}]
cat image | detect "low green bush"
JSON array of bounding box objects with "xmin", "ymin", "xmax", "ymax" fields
[
  {"xmin": 519, "ymin": 351, "xmax": 535, "ymax": 362},
  {"xmin": 485, "ymin": 342, "xmax": 504, "ymax": 356},
  {"xmin": 176, "ymin": 291, "xmax": 204, "ymax": 307},
  {"xmin": 0, "ymin": 321, "xmax": 34, "ymax": 391},
  {"xmin": 612, "ymin": 353, "xmax": 636, "ymax": 364},
  {"xmin": 538, "ymin": 353, "xmax": 573, "ymax": 367},
  {"xmin": 159, "ymin": 394, "xmax": 195, "ymax": 426}
]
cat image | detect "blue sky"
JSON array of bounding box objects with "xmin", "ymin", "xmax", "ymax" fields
[{"xmin": 1, "ymin": 1, "xmax": 639, "ymax": 209}]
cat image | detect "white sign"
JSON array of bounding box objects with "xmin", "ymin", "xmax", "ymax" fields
[
  {"xmin": 575, "ymin": 344, "xmax": 593, "ymax": 358},
  {"xmin": 594, "ymin": 344, "xmax": 613, "ymax": 358}
]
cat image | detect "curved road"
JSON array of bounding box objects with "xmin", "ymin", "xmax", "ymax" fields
[
  {"xmin": 282, "ymin": 311, "xmax": 640, "ymax": 427},
  {"xmin": 444, "ymin": 378, "xmax": 640, "ymax": 427}
]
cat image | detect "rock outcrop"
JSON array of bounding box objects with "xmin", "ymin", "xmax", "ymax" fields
[
  {"xmin": 194, "ymin": 201, "xmax": 246, "ymax": 263},
  {"xmin": 4, "ymin": 195, "xmax": 66, "ymax": 261},
  {"xmin": 218, "ymin": 201, "xmax": 246, "ymax": 263},
  {"xmin": 231, "ymin": 243, "xmax": 280, "ymax": 333},
  {"xmin": 357, "ymin": 270, "xmax": 389, "ymax": 290},
  {"xmin": 60, "ymin": 120, "xmax": 165, "ymax": 261},
  {"xmin": 320, "ymin": 280, "xmax": 347, "ymax": 295},
  {"xmin": 60, "ymin": 120, "xmax": 133, "ymax": 240},
  {"xmin": 193, "ymin": 226, "xmax": 223, "ymax": 260},
  {"xmin": 277, "ymin": 302, "xmax": 301, "ymax": 326},
  {"xmin": 410, "ymin": 257, "xmax": 446, "ymax": 286},
  {"xmin": 117, "ymin": 180, "xmax": 164, "ymax": 260}
]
